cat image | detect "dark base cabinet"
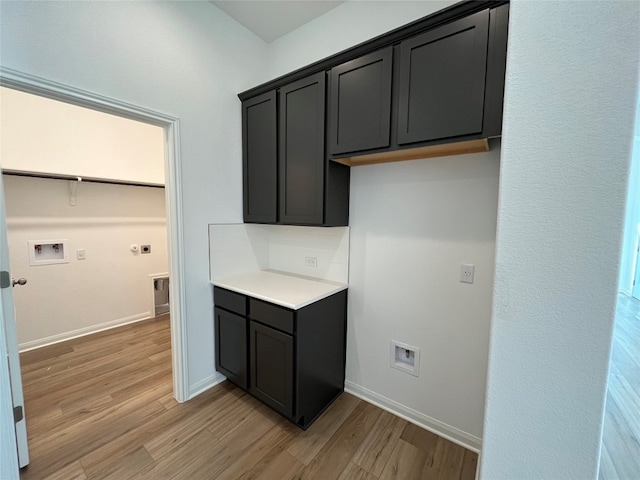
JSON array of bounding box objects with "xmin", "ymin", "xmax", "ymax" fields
[
  {"xmin": 214, "ymin": 307, "xmax": 248, "ymax": 389},
  {"xmin": 214, "ymin": 286, "xmax": 347, "ymax": 429}
]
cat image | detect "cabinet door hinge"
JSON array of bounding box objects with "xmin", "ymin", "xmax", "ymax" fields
[
  {"xmin": 13, "ymin": 405, "xmax": 23, "ymax": 423},
  {"xmin": 0, "ymin": 271, "xmax": 10, "ymax": 289}
]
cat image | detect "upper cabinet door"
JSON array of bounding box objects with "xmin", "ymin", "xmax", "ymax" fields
[
  {"xmin": 329, "ymin": 47, "xmax": 393, "ymax": 155},
  {"xmin": 243, "ymin": 91, "xmax": 277, "ymax": 223},
  {"xmin": 279, "ymin": 72, "xmax": 326, "ymax": 225},
  {"xmin": 397, "ymin": 10, "xmax": 490, "ymax": 145}
]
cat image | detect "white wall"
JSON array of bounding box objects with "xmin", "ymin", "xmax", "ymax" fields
[
  {"xmin": 0, "ymin": 1, "xmax": 269, "ymax": 395},
  {"xmin": 481, "ymin": 2, "xmax": 640, "ymax": 479},
  {"xmin": 618, "ymin": 96, "xmax": 640, "ymax": 295},
  {"xmin": 0, "ymin": 86, "xmax": 165, "ymax": 185},
  {"xmin": 268, "ymin": 0, "xmax": 494, "ymax": 447},
  {"xmin": 4, "ymin": 3, "xmax": 637, "ymax": 476},
  {"xmin": 209, "ymin": 224, "xmax": 350, "ymax": 283},
  {"xmin": 267, "ymin": 1, "xmax": 456, "ymax": 79},
  {"xmin": 4, "ymin": 175, "xmax": 168, "ymax": 349},
  {"xmin": 347, "ymin": 149, "xmax": 499, "ymax": 447}
]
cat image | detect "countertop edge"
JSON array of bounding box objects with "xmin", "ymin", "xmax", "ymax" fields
[{"xmin": 210, "ymin": 272, "xmax": 348, "ymax": 310}]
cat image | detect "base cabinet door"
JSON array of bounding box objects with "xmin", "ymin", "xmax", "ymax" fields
[
  {"xmin": 249, "ymin": 321, "xmax": 293, "ymax": 418},
  {"xmin": 214, "ymin": 307, "xmax": 248, "ymax": 389}
]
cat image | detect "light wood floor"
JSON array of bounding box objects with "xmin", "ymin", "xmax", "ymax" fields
[
  {"xmin": 599, "ymin": 294, "xmax": 640, "ymax": 479},
  {"xmin": 19, "ymin": 316, "xmax": 477, "ymax": 480}
]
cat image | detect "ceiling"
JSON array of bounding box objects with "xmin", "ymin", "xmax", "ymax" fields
[{"xmin": 211, "ymin": 1, "xmax": 345, "ymax": 43}]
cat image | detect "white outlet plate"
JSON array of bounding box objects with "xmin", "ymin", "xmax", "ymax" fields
[
  {"xmin": 305, "ymin": 257, "xmax": 317, "ymax": 268},
  {"xmin": 460, "ymin": 264, "xmax": 475, "ymax": 284},
  {"xmin": 77, "ymin": 249, "xmax": 86, "ymax": 260}
]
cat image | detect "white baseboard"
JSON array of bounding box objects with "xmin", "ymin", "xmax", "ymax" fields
[
  {"xmin": 345, "ymin": 380, "xmax": 482, "ymax": 453},
  {"xmin": 18, "ymin": 312, "xmax": 153, "ymax": 352},
  {"xmin": 188, "ymin": 372, "xmax": 227, "ymax": 400}
]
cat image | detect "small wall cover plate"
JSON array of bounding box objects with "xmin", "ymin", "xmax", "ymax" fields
[
  {"xmin": 390, "ymin": 340, "xmax": 420, "ymax": 377},
  {"xmin": 28, "ymin": 240, "xmax": 69, "ymax": 266}
]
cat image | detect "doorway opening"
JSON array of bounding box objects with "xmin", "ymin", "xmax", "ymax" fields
[
  {"xmin": 0, "ymin": 67, "xmax": 188, "ymax": 402},
  {"xmin": 598, "ymin": 91, "xmax": 640, "ymax": 478}
]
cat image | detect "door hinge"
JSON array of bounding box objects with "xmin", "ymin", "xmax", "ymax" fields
[
  {"xmin": 13, "ymin": 405, "xmax": 23, "ymax": 423},
  {"xmin": 0, "ymin": 271, "xmax": 10, "ymax": 289}
]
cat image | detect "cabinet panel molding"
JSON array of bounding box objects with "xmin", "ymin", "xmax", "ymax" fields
[
  {"xmin": 214, "ymin": 307, "xmax": 248, "ymax": 390},
  {"xmin": 397, "ymin": 9, "xmax": 490, "ymax": 145},
  {"xmin": 279, "ymin": 72, "xmax": 326, "ymax": 225},
  {"xmin": 249, "ymin": 320, "xmax": 294, "ymax": 418},
  {"xmin": 242, "ymin": 90, "xmax": 278, "ymax": 223},
  {"xmin": 330, "ymin": 47, "xmax": 393, "ymax": 155}
]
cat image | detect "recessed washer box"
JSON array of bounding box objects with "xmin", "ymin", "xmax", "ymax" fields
[
  {"xmin": 28, "ymin": 240, "xmax": 69, "ymax": 266},
  {"xmin": 390, "ymin": 340, "xmax": 420, "ymax": 377}
]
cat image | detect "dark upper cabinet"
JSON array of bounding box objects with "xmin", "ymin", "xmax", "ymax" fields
[
  {"xmin": 329, "ymin": 47, "xmax": 393, "ymax": 155},
  {"xmin": 242, "ymin": 73, "xmax": 349, "ymax": 226},
  {"xmin": 240, "ymin": 2, "xmax": 508, "ymax": 195},
  {"xmin": 397, "ymin": 10, "xmax": 490, "ymax": 145},
  {"xmin": 279, "ymin": 72, "xmax": 326, "ymax": 225},
  {"xmin": 242, "ymin": 91, "xmax": 277, "ymax": 223}
]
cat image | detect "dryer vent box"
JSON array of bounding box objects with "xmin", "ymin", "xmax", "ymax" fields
[{"xmin": 28, "ymin": 240, "xmax": 69, "ymax": 266}]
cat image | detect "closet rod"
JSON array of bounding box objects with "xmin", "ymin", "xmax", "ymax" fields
[{"xmin": 1, "ymin": 170, "xmax": 165, "ymax": 189}]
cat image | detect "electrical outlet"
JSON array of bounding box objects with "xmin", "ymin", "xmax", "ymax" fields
[
  {"xmin": 460, "ymin": 264, "xmax": 475, "ymax": 284},
  {"xmin": 77, "ymin": 249, "xmax": 86, "ymax": 260},
  {"xmin": 305, "ymin": 257, "xmax": 317, "ymax": 267}
]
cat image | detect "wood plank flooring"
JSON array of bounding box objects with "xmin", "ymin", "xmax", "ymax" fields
[
  {"xmin": 19, "ymin": 316, "xmax": 477, "ymax": 480},
  {"xmin": 599, "ymin": 294, "xmax": 640, "ymax": 480}
]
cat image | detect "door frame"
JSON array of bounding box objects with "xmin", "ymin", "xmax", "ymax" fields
[{"xmin": 0, "ymin": 66, "xmax": 189, "ymax": 402}]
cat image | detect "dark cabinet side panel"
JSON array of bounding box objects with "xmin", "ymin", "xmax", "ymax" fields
[
  {"xmin": 330, "ymin": 48, "xmax": 393, "ymax": 155},
  {"xmin": 295, "ymin": 290, "xmax": 347, "ymax": 429},
  {"xmin": 249, "ymin": 321, "xmax": 294, "ymax": 419},
  {"xmin": 397, "ymin": 10, "xmax": 490, "ymax": 145},
  {"xmin": 482, "ymin": 3, "xmax": 510, "ymax": 138},
  {"xmin": 214, "ymin": 307, "xmax": 248, "ymax": 390},
  {"xmin": 243, "ymin": 91, "xmax": 277, "ymax": 223},
  {"xmin": 279, "ymin": 72, "xmax": 326, "ymax": 225}
]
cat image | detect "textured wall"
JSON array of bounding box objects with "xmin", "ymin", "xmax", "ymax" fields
[
  {"xmin": 481, "ymin": 2, "xmax": 640, "ymax": 478},
  {"xmin": 266, "ymin": 0, "xmax": 497, "ymax": 447},
  {"xmin": 1, "ymin": 87, "xmax": 165, "ymax": 185},
  {"xmin": 5, "ymin": 175, "xmax": 168, "ymax": 349},
  {"xmin": 0, "ymin": 0, "xmax": 269, "ymax": 394}
]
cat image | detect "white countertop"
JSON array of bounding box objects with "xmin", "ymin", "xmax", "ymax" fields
[{"xmin": 211, "ymin": 270, "xmax": 348, "ymax": 310}]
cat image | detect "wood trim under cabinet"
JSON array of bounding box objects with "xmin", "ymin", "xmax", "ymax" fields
[{"xmin": 332, "ymin": 138, "xmax": 490, "ymax": 167}]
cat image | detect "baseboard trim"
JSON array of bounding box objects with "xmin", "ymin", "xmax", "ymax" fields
[
  {"xmin": 188, "ymin": 372, "xmax": 227, "ymax": 400},
  {"xmin": 18, "ymin": 312, "xmax": 153, "ymax": 352},
  {"xmin": 344, "ymin": 380, "xmax": 482, "ymax": 453}
]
